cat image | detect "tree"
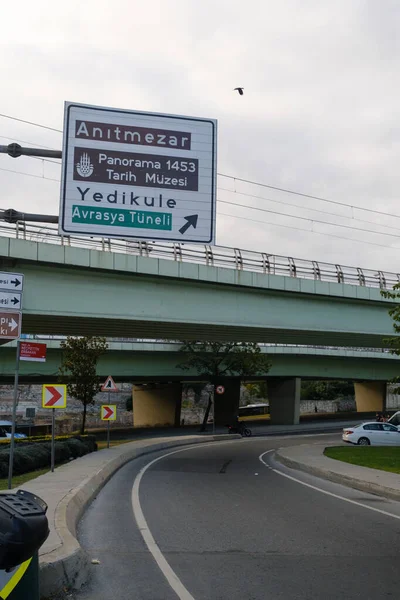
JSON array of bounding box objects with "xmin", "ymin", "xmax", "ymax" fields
[
  {"xmin": 300, "ymin": 380, "xmax": 354, "ymax": 401},
  {"xmin": 177, "ymin": 341, "xmax": 271, "ymax": 430},
  {"xmin": 59, "ymin": 336, "xmax": 108, "ymax": 434},
  {"xmin": 242, "ymin": 381, "xmax": 268, "ymax": 402}
]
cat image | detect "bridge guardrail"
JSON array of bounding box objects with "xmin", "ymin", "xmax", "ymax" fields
[{"xmin": 0, "ymin": 221, "xmax": 398, "ymax": 290}]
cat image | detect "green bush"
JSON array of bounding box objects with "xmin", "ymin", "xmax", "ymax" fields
[{"xmin": 0, "ymin": 435, "xmax": 97, "ymax": 478}]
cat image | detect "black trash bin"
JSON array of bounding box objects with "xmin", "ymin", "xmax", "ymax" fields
[{"xmin": 0, "ymin": 490, "xmax": 49, "ymax": 600}]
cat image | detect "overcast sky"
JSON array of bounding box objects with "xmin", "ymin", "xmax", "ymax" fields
[{"xmin": 1, "ymin": 0, "xmax": 400, "ymax": 273}]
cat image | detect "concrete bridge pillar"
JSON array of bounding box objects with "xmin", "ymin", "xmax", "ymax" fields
[
  {"xmin": 132, "ymin": 383, "xmax": 182, "ymax": 428},
  {"xmin": 354, "ymin": 381, "xmax": 386, "ymax": 413},
  {"xmin": 268, "ymin": 377, "xmax": 301, "ymax": 425},
  {"xmin": 214, "ymin": 379, "xmax": 241, "ymax": 426}
]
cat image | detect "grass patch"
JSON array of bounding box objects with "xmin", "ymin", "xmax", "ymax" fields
[
  {"xmin": 0, "ymin": 467, "xmax": 51, "ymax": 490},
  {"xmin": 97, "ymin": 439, "xmax": 133, "ymax": 450},
  {"xmin": 324, "ymin": 446, "xmax": 400, "ymax": 474}
]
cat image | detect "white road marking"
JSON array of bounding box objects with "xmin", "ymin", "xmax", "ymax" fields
[
  {"xmin": 129, "ymin": 433, "xmax": 349, "ymax": 599},
  {"xmin": 132, "ymin": 442, "xmax": 220, "ymax": 600},
  {"xmin": 259, "ymin": 450, "xmax": 400, "ymax": 521}
]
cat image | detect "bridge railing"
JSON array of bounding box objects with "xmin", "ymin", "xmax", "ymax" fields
[
  {"xmin": 0, "ymin": 221, "xmax": 398, "ymax": 290},
  {"xmin": 18, "ymin": 335, "xmax": 392, "ymax": 354}
]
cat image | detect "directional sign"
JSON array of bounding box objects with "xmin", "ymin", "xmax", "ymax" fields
[
  {"xmin": 42, "ymin": 384, "xmax": 67, "ymax": 408},
  {"xmin": 0, "ymin": 291, "xmax": 22, "ymax": 310},
  {"xmin": 0, "ymin": 272, "xmax": 24, "ymax": 292},
  {"xmin": 59, "ymin": 102, "xmax": 217, "ymax": 244},
  {"xmin": 0, "ymin": 311, "xmax": 21, "ymax": 340},
  {"xmin": 101, "ymin": 375, "xmax": 118, "ymax": 392},
  {"xmin": 101, "ymin": 405, "xmax": 116, "ymax": 421}
]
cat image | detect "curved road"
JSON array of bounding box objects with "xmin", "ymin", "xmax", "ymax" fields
[{"xmin": 76, "ymin": 435, "xmax": 400, "ymax": 599}]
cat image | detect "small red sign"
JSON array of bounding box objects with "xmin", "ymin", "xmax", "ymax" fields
[
  {"xmin": 216, "ymin": 385, "xmax": 225, "ymax": 395},
  {"xmin": 19, "ymin": 342, "xmax": 47, "ymax": 363}
]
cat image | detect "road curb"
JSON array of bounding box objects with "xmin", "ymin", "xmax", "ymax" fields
[
  {"xmin": 39, "ymin": 434, "xmax": 240, "ymax": 599},
  {"xmin": 274, "ymin": 449, "xmax": 400, "ymax": 502}
]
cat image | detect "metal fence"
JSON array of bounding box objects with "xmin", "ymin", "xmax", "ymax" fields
[
  {"xmin": 0, "ymin": 220, "xmax": 398, "ymax": 289},
  {"xmin": 20, "ymin": 335, "xmax": 392, "ymax": 354}
]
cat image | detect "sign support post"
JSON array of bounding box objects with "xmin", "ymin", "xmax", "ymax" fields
[
  {"xmin": 212, "ymin": 386, "xmax": 215, "ymax": 436},
  {"xmin": 7, "ymin": 340, "xmax": 20, "ymax": 490},
  {"xmin": 42, "ymin": 384, "xmax": 67, "ymax": 473},
  {"xmin": 51, "ymin": 409, "xmax": 56, "ymax": 473},
  {"xmin": 107, "ymin": 390, "xmax": 111, "ymax": 449}
]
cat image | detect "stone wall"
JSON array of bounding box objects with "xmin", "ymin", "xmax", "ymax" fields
[{"xmin": 0, "ymin": 383, "xmax": 133, "ymax": 431}]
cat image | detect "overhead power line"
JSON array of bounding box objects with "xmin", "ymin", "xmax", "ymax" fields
[
  {"xmin": 219, "ymin": 173, "xmax": 400, "ymax": 221},
  {"xmin": 218, "ymin": 187, "xmax": 400, "ymax": 234},
  {"xmin": 0, "ymin": 135, "xmax": 58, "ymax": 150},
  {"xmin": 2, "ymin": 162, "xmax": 400, "ymax": 240},
  {"xmin": 219, "ymin": 199, "xmax": 400, "ymax": 239},
  {"xmin": 0, "ymin": 113, "xmax": 62, "ymax": 133},
  {"xmin": 0, "ymin": 167, "xmax": 59, "ymax": 183},
  {"xmin": 2, "ymin": 112, "xmax": 400, "ymax": 229},
  {"xmin": 218, "ymin": 211, "xmax": 399, "ymax": 250}
]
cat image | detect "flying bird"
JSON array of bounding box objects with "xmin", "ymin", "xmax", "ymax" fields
[{"xmin": 234, "ymin": 87, "xmax": 244, "ymax": 95}]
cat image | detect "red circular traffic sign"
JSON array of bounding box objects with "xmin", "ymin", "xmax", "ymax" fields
[{"xmin": 216, "ymin": 385, "xmax": 225, "ymax": 395}]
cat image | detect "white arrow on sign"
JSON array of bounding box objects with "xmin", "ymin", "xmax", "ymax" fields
[{"xmin": 8, "ymin": 318, "xmax": 18, "ymax": 332}]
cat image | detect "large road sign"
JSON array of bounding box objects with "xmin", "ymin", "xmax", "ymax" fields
[
  {"xmin": 0, "ymin": 272, "xmax": 24, "ymax": 292},
  {"xmin": 101, "ymin": 405, "xmax": 116, "ymax": 421},
  {"xmin": 42, "ymin": 385, "xmax": 67, "ymax": 409},
  {"xmin": 0, "ymin": 311, "xmax": 21, "ymax": 340},
  {"xmin": 59, "ymin": 102, "xmax": 217, "ymax": 244}
]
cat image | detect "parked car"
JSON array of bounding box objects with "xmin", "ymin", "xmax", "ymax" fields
[
  {"xmin": 0, "ymin": 421, "xmax": 27, "ymax": 439},
  {"xmin": 342, "ymin": 422, "xmax": 400, "ymax": 446}
]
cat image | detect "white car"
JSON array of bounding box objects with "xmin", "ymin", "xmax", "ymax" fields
[{"xmin": 342, "ymin": 422, "xmax": 400, "ymax": 446}]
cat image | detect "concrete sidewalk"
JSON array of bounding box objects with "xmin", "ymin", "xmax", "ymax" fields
[
  {"xmin": 275, "ymin": 443, "xmax": 400, "ymax": 501},
  {"xmin": 250, "ymin": 418, "xmax": 363, "ymax": 436},
  {"xmin": 15, "ymin": 433, "xmax": 238, "ymax": 598}
]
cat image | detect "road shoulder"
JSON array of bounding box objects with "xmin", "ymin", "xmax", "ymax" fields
[
  {"xmin": 275, "ymin": 443, "xmax": 400, "ymax": 502},
  {"xmin": 16, "ymin": 433, "xmax": 238, "ymax": 598}
]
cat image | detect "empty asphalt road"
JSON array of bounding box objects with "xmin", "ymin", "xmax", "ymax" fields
[{"xmin": 75, "ymin": 434, "xmax": 400, "ymax": 599}]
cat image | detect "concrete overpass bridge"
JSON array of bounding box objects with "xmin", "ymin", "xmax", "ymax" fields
[
  {"xmin": 0, "ymin": 339, "xmax": 398, "ymax": 383},
  {"xmin": 0, "ymin": 222, "xmax": 398, "ymax": 348},
  {"xmin": 0, "ymin": 222, "xmax": 399, "ymax": 425},
  {"xmin": 1, "ymin": 338, "xmax": 398, "ymax": 427}
]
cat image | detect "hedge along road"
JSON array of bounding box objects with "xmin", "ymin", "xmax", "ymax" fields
[
  {"xmin": 0, "ymin": 436, "xmax": 97, "ymax": 483},
  {"xmin": 75, "ymin": 435, "xmax": 400, "ymax": 600}
]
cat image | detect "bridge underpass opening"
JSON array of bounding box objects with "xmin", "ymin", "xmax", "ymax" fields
[
  {"xmin": 132, "ymin": 383, "xmax": 182, "ymax": 428},
  {"xmin": 353, "ymin": 381, "xmax": 387, "ymax": 413}
]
